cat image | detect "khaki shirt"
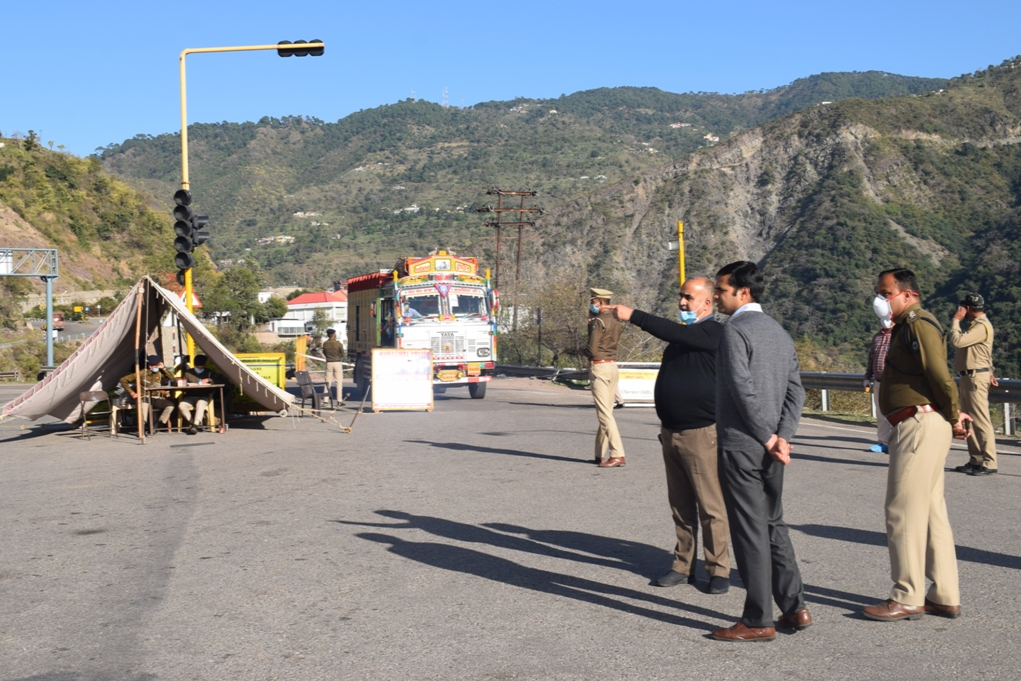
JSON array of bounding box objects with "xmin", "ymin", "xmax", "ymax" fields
[
  {"xmin": 120, "ymin": 367, "xmax": 176, "ymax": 397},
  {"xmin": 322, "ymin": 339, "xmax": 345, "ymax": 363},
  {"xmin": 878, "ymin": 303, "xmax": 959, "ymax": 424},
  {"xmin": 949, "ymin": 315, "xmax": 993, "ymax": 372},
  {"xmin": 585, "ymin": 310, "xmax": 622, "ymax": 362}
]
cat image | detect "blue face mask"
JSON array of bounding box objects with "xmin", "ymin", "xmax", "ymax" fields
[
  {"xmin": 590, "ymin": 304, "xmax": 600, "ymax": 314},
  {"xmin": 679, "ymin": 310, "xmax": 698, "ymax": 324}
]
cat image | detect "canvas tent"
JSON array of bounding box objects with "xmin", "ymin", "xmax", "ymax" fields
[{"xmin": 1, "ymin": 276, "xmax": 293, "ymax": 424}]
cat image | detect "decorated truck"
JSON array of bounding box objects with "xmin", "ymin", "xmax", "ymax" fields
[{"xmin": 347, "ymin": 251, "xmax": 498, "ymax": 399}]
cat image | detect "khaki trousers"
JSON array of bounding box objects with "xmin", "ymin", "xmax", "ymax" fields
[
  {"xmin": 325, "ymin": 362, "xmax": 345, "ymax": 402},
  {"xmin": 886, "ymin": 410, "xmax": 960, "ymax": 606},
  {"xmin": 872, "ymin": 381, "xmax": 892, "ymax": 445},
  {"xmin": 590, "ymin": 362, "xmax": 625, "ymax": 459},
  {"xmin": 661, "ymin": 426, "xmax": 730, "ymax": 577},
  {"xmin": 140, "ymin": 399, "xmax": 175, "ymax": 427},
  {"xmin": 959, "ymin": 373, "xmax": 997, "ymax": 468},
  {"xmin": 178, "ymin": 397, "xmax": 208, "ymax": 425}
]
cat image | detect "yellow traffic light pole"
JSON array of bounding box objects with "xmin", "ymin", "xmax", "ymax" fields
[
  {"xmin": 677, "ymin": 221, "xmax": 686, "ymax": 288},
  {"xmin": 178, "ymin": 41, "xmax": 324, "ymax": 359}
]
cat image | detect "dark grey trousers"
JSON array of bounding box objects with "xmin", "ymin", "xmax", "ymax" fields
[{"xmin": 718, "ymin": 446, "xmax": 805, "ymax": 628}]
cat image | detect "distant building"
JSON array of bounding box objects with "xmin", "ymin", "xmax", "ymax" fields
[{"xmin": 269, "ymin": 290, "xmax": 348, "ymax": 342}]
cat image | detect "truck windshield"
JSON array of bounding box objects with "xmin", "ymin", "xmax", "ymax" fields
[
  {"xmin": 449, "ymin": 292, "xmax": 487, "ymax": 317},
  {"xmin": 403, "ymin": 293, "xmax": 441, "ymax": 318}
]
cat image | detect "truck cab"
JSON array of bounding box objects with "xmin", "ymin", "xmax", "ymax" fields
[{"xmin": 348, "ymin": 251, "xmax": 498, "ymax": 399}]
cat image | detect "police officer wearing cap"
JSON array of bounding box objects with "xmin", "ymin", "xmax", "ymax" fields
[
  {"xmin": 322, "ymin": 328, "xmax": 346, "ymax": 407},
  {"xmin": 863, "ymin": 268, "xmax": 972, "ymax": 622},
  {"xmin": 585, "ymin": 288, "xmax": 625, "ymax": 467},
  {"xmin": 950, "ymin": 293, "xmax": 998, "ymax": 476}
]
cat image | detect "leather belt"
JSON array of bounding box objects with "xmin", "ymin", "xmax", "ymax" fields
[
  {"xmin": 959, "ymin": 368, "xmax": 990, "ymax": 376},
  {"xmin": 886, "ymin": 404, "xmax": 936, "ymax": 428},
  {"xmin": 591, "ymin": 359, "xmax": 616, "ymax": 365}
]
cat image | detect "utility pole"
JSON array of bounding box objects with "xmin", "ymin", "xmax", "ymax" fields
[{"xmin": 478, "ymin": 189, "xmax": 543, "ymax": 331}]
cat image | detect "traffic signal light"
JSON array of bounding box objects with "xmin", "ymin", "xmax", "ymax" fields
[
  {"xmin": 172, "ymin": 189, "xmax": 209, "ymax": 274},
  {"xmin": 277, "ymin": 39, "xmax": 324, "ymax": 57}
]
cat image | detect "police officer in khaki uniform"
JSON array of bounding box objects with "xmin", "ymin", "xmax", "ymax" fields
[
  {"xmin": 863, "ymin": 269, "xmax": 972, "ymax": 622},
  {"xmin": 585, "ymin": 288, "xmax": 625, "ymax": 467},
  {"xmin": 949, "ymin": 293, "xmax": 998, "ymax": 476},
  {"xmin": 322, "ymin": 329, "xmax": 346, "ymax": 407}
]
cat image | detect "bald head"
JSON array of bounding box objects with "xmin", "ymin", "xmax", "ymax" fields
[{"xmin": 680, "ymin": 277, "xmax": 714, "ymax": 320}]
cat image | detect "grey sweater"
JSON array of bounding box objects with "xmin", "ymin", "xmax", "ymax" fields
[{"xmin": 716, "ymin": 310, "xmax": 805, "ymax": 450}]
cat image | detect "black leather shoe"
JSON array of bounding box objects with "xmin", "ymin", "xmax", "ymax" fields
[
  {"xmin": 954, "ymin": 463, "xmax": 978, "ymax": 473},
  {"xmin": 655, "ymin": 570, "xmax": 695, "ymax": 587},
  {"xmin": 968, "ymin": 466, "xmax": 998, "ymax": 476},
  {"xmin": 708, "ymin": 576, "xmax": 730, "ymax": 594}
]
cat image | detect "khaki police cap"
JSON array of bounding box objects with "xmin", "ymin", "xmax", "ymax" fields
[{"xmin": 590, "ymin": 288, "xmax": 613, "ymax": 300}]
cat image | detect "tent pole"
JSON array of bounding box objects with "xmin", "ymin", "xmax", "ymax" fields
[{"xmin": 135, "ymin": 283, "xmax": 145, "ymax": 443}]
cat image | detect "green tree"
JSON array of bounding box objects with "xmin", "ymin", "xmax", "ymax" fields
[
  {"xmin": 0, "ymin": 278, "xmax": 31, "ymax": 330},
  {"xmin": 205, "ymin": 266, "xmax": 261, "ymax": 330},
  {"xmin": 310, "ymin": 308, "xmax": 330, "ymax": 346},
  {"xmin": 260, "ymin": 296, "xmax": 289, "ymax": 321}
]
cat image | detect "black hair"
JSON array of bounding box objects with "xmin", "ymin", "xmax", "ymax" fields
[
  {"xmin": 878, "ymin": 268, "xmax": 920, "ymax": 295},
  {"xmin": 194, "ymin": 355, "xmax": 208, "ymax": 365},
  {"xmin": 716, "ymin": 261, "xmax": 765, "ymax": 302}
]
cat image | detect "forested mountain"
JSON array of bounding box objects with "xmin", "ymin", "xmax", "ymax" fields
[
  {"xmin": 96, "ymin": 70, "xmax": 946, "ymax": 287},
  {"xmin": 90, "ymin": 60, "xmax": 1021, "ymax": 374}
]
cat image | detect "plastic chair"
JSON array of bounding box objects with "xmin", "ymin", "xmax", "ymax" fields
[{"xmin": 294, "ymin": 371, "xmax": 323, "ymax": 414}]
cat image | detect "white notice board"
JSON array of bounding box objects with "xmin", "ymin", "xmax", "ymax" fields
[
  {"xmin": 371, "ymin": 348, "xmax": 434, "ymax": 412},
  {"xmin": 616, "ymin": 363, "xmax": 659, "ymax": 405}
]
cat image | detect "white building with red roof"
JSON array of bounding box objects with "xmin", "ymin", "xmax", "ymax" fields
[{"xmin": 268, "ymin": 290, "xmax": 348, "ymax": 341}]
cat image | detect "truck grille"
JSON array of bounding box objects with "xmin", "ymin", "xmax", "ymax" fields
[{"xmin": 432, "ymin": 333, "xmax": 464, "ymax": 356}]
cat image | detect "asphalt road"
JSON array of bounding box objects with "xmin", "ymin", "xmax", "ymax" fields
[{"xmin": 1, "ymin": 378, "xmax": 1020, "ymax": 680}]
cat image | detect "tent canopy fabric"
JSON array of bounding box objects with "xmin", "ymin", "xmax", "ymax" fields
[{"xmin": 2, "ymin": 277, "xmax": 293, "ymax": 423}]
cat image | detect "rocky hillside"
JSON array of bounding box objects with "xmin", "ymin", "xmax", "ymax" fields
[
  {"xmin": 0, "ymin": 135, "xmax": 178, "ymax": 291},
  {"xmin": 538, "ymin": 56, "xmax": 1021, "ymax": 374}
]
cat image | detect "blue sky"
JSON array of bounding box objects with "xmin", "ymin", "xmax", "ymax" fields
[{"xmin": 4, "ymin": 0, "xmax": 1020, "ymax": 156}]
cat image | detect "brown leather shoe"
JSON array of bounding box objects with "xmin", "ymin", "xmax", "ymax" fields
[
  {"xmin": 711, "ymin": 622, "xmax": 775, "ymax": 642},
  {"xmin": 593, "ymin": 455, "xmax": 603, "ymax": 464},
  {"xmin": 862, "ymin": 599, "xmax": 924, "ymax": 621},
  {"xmin": 599, "ymin": 457, "xmax": 626, "ymax": 468},
  {"xmin": 777, "ymin": 608, "xmax": 813, "ymax": 630},
  {"xmin": 924, "ymin": 599, "xmax": 962, "ymax": 619}
]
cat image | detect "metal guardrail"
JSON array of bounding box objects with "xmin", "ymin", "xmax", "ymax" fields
[
  {"xmin": 496, "ymin": 364, "xmax": 588, "ymax": 380},
  {"xmin": 496, "ymin": 366, "xmax": 1020, "ymax": 434},
  {"xmin": 800, "ymin": 372, "xmax": 1021, "ymax": 403}
]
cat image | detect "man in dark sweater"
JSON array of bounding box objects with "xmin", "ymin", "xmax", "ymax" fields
[
  {"xmin": 610, "ymin": 277, "xmax": 730, "ymax": 594},
  {"xmin": 710, "ymin": 261, "xmax": 810, "ymax": 643}
]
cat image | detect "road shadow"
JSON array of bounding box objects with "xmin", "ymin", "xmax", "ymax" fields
[
  {"xmin": 356, "ymin": 532, "xmax": 729, "ymax": 631},
  {"xmin": 802, "ymin": 583, "xmax": 874, "ymax": 613},
  {"xmin": 337, "ymin": 511, "xmax": 671, "ymax": 578},
  {"xmin": 0, "ymin": 422, "xmax": 76, "ymax": 444},
  {"xmin": 404, "ymin": 439, "xmax": 588, "ymax": 465},
  {"xmin": 790, "ymin": 452, "xmax": 888, "ymax": 468},
  {"xmin": 507, "ymin": 401, "xmax": 592, "ymax": 409},
  {"xmin": 795, "ymin": 433, "xmax": 876, "ymax": 447},
  {"xmin": 481, "ymin": 521, "xmax": 671, "ymax": 579},
  {"xmin": 792, "ymin": 523, "xmax": 1021, "ymax": 570}
]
